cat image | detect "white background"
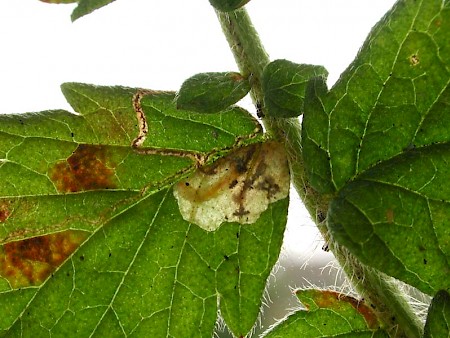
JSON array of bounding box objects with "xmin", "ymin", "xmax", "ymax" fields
[{"xmin": 0, "ymin": 0, "xmax": 397, "ymax": 333}]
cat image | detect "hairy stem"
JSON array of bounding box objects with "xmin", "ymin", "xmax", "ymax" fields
[
  {"xmin": 216, "ymin": 7, "xmax": 423, "ymax": 338},
  {"xmin": 215, "ymin": 8, "xmax": 268, "ymax": 104}
]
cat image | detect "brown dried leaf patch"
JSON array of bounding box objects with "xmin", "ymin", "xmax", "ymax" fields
[
  {"xmin": 0, "ymin": 230, "xmax": 88, "ymax": 288},
  {"xmin": 49, "ymin": 144, "xmax": 117, "ymax": 193}
]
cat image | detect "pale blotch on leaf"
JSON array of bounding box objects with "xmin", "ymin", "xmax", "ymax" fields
[{"xmin": 173, "ymin": 141, "xmax": 290, "ymax": 231}]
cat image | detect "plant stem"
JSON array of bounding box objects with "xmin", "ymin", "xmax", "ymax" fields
[
  {"xmin": 216, "ymin": 7, "xmax": 423, "ymax": 338},
  {"xmin": 215, "ymin": 8, "xmax": 325, "ymax": 214},
  {"xmin": 215, "ymin": 8, "xmax": 268, "ymax": 105}
]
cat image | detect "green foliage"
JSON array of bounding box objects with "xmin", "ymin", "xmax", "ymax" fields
[
  {"xmin": 328, "ymin": 144, "xmax": 450, "ymax": 295},
  {"xmin": 262, "ymin": 59, "xmax": 327, "ymax": 118},
  {"xmin": 0, "ymin": 83, "xmax": 288, "ymax": 336},
  {"xmin": 302, "ymin": 0, "xmax": 450, "ymax": 295},
  {"xmin": 176, "ymin": 72, "xmax": 251, "ymax": 114},
  {"xmin": 71, "ymin": 0, "xmax": 116, "ymax": 21},
  {"xmin": 263, "ymin": 289, "xmax": 388, "ymax": 338},
  {"xmin": 60, "ymin": 83, "xmax": 259, "ymax": 151},
  {"xmin": 424, "ymin": 290, "xmax": 450, "ymax": 338},
  {"xmin": 0, "ymin": 83, "xmax": 262, "ymax": 239},
  {"xmin": 7, "ymin": 0, "xmax": 450, "ymax": 336}
]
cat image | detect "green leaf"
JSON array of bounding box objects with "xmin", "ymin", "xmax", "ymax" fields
[
  {"xmin": 262, "ymin": 59, "xmax": 327, "ymax": 118},
  {"xmin": 302, "ymin": 0, "xmax": 450, "ymax": 294},
  {"xmin": 0, "ymin": 191, "xmax": 288, "ymax": 337},
  {"xmin": 0, "ymin": 83, "xmax": 262, "ymax": 243},
  {"xmin": 39, "ymin": 0, "xmax": 116, "ymax": 20},
  {"xmin": 303, "ymin": 0, "xmax": 450, "ymax": 193},
  {"xmin": 328, "ymin": 144, "xmax": 450, "ymax": 294},
  {"xmin": 71, "ymin": 0, "xmax": 116, "ymax": 21},
  {"xmin": 424, "ymin": 290, "xmax": 450, "ymax": 338},
  {"xmin": 0, "ymin": 83, "xmax": 289, "ymax": 336},
  {"xmin": 209, "ymin": 0, "xmax": 251, "ymax": 12},
  {"xmin": 263, "ymin": 289, "xmax": 388, "ymax": 337},
  {"xmin": 61, "ymin": 82, "xmax": 261, "ymax": 151},
  {"xmin": 176, "ymin": 72, "xmax": 251, "ymax": 114}
]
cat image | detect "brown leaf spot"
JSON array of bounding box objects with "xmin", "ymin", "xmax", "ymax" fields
[
  {"xmin": 312, "ymin": 290, "xmax": 380, "ymax": 329},
  {"xmin": 0, "ymin": 230, "xmax": 88, "ymax": 288},
  {"xmin": 228, "ymin": 72, "xmax": 245, "ymax": 82},
  {"xmin": 386, "ymin": 208, "xmax": 394, "ymax": 223},
  {"xmin": 0, "ymin": 202, "xmax": 11, "ymax": 223},
  {"xmin": 49, "ymin": 144, "xmax": 117, "ymax": 193}
]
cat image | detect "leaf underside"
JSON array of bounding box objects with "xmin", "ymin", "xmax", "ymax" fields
[
  {"xmin": 262, "ymin": 59, "xmax": 328, "ymax": 118},
  {"xmin": 302, "ymin": 0, "xmax": 450, "ymax": 295},
  {"xmin": 176, "ymin": 72, "xmax": 251, "ymax": 114},
  {"xmin": 0, "ymin": 83, "xmax": 289, "ymax": 337},
  {"xmin": 71, "ymin": 0, "xmax": 116, "ymax": 21}
]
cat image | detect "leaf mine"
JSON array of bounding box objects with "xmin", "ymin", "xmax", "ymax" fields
[
  {"xmin": 49, "ymin": 144, "xmax": 117, "ymax": 193},
  {"xmin": 131, "ymin": 89, "xmax": 150, "ymax": 147},
  {"xmin": 298, "ymin": 289, "xmax": 381, "ymax": 330},
  {"xmin": 0, "ymin": 230, "xmax": 88, "ymax": 288},
  {"xmin": 173, "ymin": 141, "xmax": 290, "ymax": 231}
]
